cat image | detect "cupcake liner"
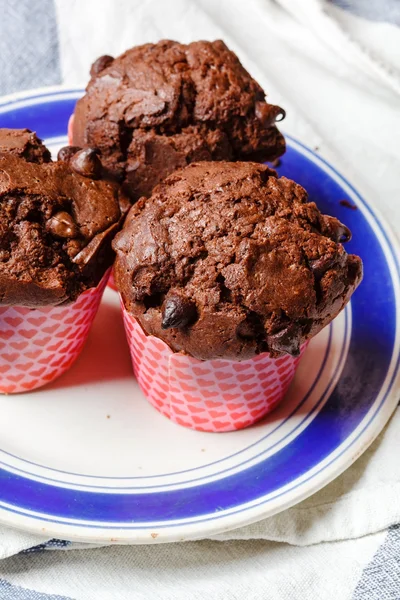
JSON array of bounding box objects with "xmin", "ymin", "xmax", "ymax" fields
[
  {"xmin": 0, "ymin": 270, "xmax": 110, "ymax": 394},
  {"xmin": 108, "ymin": 269, "xmax": 117, "ymax": 292},
  {"xmin": 67, "ymin": 114, "xmax": 74, "ymax": 146},
  {"xmin": 122, "ymin": 306, "xmax": 307, "ymax": 432}
]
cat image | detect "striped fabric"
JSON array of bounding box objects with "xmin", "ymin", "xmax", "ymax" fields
[
  {"xmin": 0, "ymin": 579, "xmax": 72, "ymax": 599},
  {"xmin": 353, "ymin": 525, "xmax": 400, "ymax": 599},
  {"xmin": 0, "ymin": 0, "xmax": 61, "ymax": 96},
  {"xmin": 333, "ymin": 0, "xmax": 400, "ymax": 25}
]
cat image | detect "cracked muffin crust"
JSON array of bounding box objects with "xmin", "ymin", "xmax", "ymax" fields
[
  {"xmin": 0, "ymin": 128, "xmax": 51, "ymax": 164},
  {"xmin": 0, "ymin": 137, "xmax": 122, "ymax": 307},
  {"xmin": 113, "ymin": 161, "xmax": 363, "ymax": 361},
  {"xmin": 72, "ymin": 39, "xmax": 286, "ymax": 201}
]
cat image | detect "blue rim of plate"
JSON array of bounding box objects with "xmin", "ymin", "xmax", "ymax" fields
[{"xmin": 0, "ymin": 87, "xmax": 398, "ymax": 543}]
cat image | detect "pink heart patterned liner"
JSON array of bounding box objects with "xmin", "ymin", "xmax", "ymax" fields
[
  {"xmin": 0, "ymin": 270, "xmax": 110, "ymax": 394},
  {"xmin": 108, "ymin": 269, "xmax": 117, "ymax": 291},
  {"xmin": 121, "ymin": 304, "xmax": 308, "ymax": 432}
]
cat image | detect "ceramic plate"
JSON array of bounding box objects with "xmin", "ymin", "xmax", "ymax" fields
[{"xmin": 0, "ymin": 88, "xmax": 398, "ymax": 544}]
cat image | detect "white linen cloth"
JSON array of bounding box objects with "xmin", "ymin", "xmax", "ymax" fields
[{"xmin": 0, "ymin": 0, "xmax": 399, "ymax": 597}]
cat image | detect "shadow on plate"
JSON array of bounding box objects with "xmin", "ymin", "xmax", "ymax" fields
[{"xmin": 43, "ymin": 299, "xmax": 134, "ymax": 391}]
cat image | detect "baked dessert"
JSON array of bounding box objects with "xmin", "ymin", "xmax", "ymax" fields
[
  {"xmin": 0, "ymin": 133, "xmax": 124, "ymax": 393},
  {"xmin": 0, "ymin": 140, "xmax": 122, "ymax": 308},
  {"xmin": 72, "ymin": 40, "xmax": 286, "ymax": 201},
  {"xmin": 0, "ymin": 128, "xmax": 51, "ymax": 163},
  {"xmin": 114, "ymin": 161, "xmax": 362, "ymax": 361}
]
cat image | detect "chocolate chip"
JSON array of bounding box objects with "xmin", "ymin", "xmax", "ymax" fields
[
  {"xmin": 274, "ymin": 107, "xmax": 286, "ymax": 122},
  {"xmin": 70, "ymin": 148, "xmax": 102, "ymax": 179},
  {"xmin": 322, "ymin": 216, "xmax": 352, "ymax": 243},
  {"xmin": 47, "ymin": 211, "xmax": 79, "ymax": 239},
  {"xmin": 267, "ymin": 324, "xmax": 301, "ymax": 356},
  {"xmin": 255, "ymin": 102, "xmax": 285, "ymax": 127},
  {"xmin": 72, "ymin": 222, "xmax": 119, "ymax": 267},
  {"xmin": 336, "ymin": 223, "xmax": 351, "ymax": 243},
  {"xmin": 161, "ymin": 294, "xmax": 197, "ymax": 330},
  {"xmin": 90, "ymin": 55, "xmax": 114, "ymax": 77},
  {"xmin": 309, "ymin": 254, "xmax": 337, "ymax": 279},
  {"xmin": 57, "ymin": 146, "xmax": 82, "ymax": 162}
]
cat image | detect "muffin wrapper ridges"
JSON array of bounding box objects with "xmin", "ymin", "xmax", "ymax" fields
[
  {"xmin": 122, "ymin": 306, "xmax": 307, "ymax": 432},
  {"xmin": 67, "ymin": 114, "xmax": 74, "ymax": 146},
  {"xmin": 108, "ymin": 269, "xmax": 117, "ymax": 291},
  {"xmin": 0, "ymin": 270, "xmax": 109, "ymax": 394}
]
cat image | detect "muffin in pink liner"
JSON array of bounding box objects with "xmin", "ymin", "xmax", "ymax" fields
[
  {"xmin": 0, "ymin": 270, "xmax": 109, "ymax": 394},
  {"xmin": 122, "ymin": 308, "xmax": 308, "ymax": 432},
  {"xmin": 113, "ymin": 161, "xmax": 363, "ymax": 432},
  {"xmin": 0, "ymin": 129, "xmax": 123, "ymax": 392}
]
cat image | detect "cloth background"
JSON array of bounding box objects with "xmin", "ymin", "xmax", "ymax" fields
[{"xmin": 0, "ymin": 0, "xmax": 399, "ymax": 597}]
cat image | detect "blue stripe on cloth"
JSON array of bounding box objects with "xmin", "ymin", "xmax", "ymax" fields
[
  {"xmin": 22, "ymin": 540, "xmax": 71, "ymax": 554},
  {"xmin": 0, "ymin": 0, "xmax": 61, "ymax": 96},
  {"xmin": 0, "ymin": 579, "xmax": 73, "ymax": 600},
  {"xmin": 352, "ymin": 524, "xmax": 400, "ymax": 599},
  {"xmin": 331, "ymin": 0, "xmax": 400, "ymax": 25}
]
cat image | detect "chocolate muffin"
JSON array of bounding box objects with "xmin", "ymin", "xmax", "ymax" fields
[
  {"xmin": 72, "ymin": 40, "xmax": 286, "ymax": 202},
  {"xmin": 0, "ymin": 143, "xmax": 122, "ymax": 307},
  {"xmin": 0, "ymin": 128, "xmax": 51, "ymax": 164},
  {"xmin": 113, "ymin": 161, "xmax": 362, "ymax": 361}
]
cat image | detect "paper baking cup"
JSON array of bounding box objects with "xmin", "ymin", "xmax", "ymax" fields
[
  {"xmin": 108, "ymin": 269, "xmax": 117, "ymax": 291},
  {"xmin": 122, "ymin": 307, "xmax": 307, "ymax": 432},
  {"xmin": 67, "ymin": 114, "xmax": 74, "ymax": 146},
  {"xmin": 0, "ymin": 271, "xmax": 109, "ymax": 394}
]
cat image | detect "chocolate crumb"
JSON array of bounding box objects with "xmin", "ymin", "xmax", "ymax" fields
[
  {"xmin": 340, "ymin": 199, "xmax": 357, "ymax": 210},
  {"xmin": 270, "ymin": 158, "xmax": 281, "ymax": 168}
]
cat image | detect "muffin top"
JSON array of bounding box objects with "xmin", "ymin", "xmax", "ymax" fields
[
  {"xmin": 72, "ymin": 39, "xmax": 286, "ymax": 201},
  {"xmin": 0, "ymin": 128, "xmax": 51, "ymax": 164},
  {"xmin": 113, "ymin": 161, "xmax": 363, "ymax": 361},
  {"xmin": 0, "ymin": 139, "xmax": 122, "ymax": 307}
]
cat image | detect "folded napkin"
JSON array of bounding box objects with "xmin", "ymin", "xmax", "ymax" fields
[{"xmin": 0, "ymin": 0, "xmax": 399, "ymax": 598}]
